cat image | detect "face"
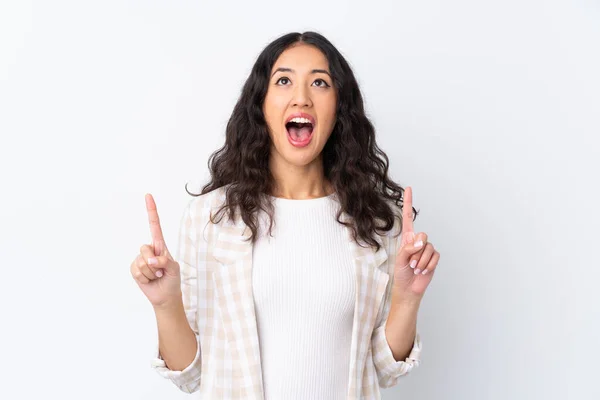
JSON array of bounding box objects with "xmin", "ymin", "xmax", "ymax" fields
[{"xmin": 263, "ymin": 43, "xmax": 337, "ymax": 168}]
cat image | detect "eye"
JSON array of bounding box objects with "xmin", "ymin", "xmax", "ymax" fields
[
  {"xmin": 276, "ymin": 77, "xmax": 290, "ymax": 85},
  {"xmin": 312, "ymin": 78, "xmax": 331, "ymax": 88}
]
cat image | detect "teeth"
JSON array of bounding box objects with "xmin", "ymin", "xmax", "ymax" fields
[{"xmin": 288, "ymin": 117, "xmax": 312, "ymax": 124}]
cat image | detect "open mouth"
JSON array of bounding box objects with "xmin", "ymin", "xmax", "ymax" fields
[{"xmin": 285, "ymin": 119, "xmax": 314, "ymax": 142}]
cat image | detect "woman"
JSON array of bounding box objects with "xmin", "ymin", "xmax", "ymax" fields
[{"xmin": 131, "ymin": 31, "xmax": 440, "ymax": 399}]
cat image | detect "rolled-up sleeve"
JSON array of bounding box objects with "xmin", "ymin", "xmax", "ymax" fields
[
  {"xmin": 371, "ymin": 323, "xmax": 422, "ymax": 388},
  {"xmin": 150, "ymin": 335, "xmax": 202, "ymax": 392},
  {"xmin": 371, "ymin": 211, "xmax": 423, "ymax": 388},
  {"xmin": 149, "ymin": 199, "xmax": 203, "ymax": 393}
]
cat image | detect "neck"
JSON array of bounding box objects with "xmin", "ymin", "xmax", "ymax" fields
[{"xmin": 269, "ymin": 155, "xmax": 333, "ymax": 200}]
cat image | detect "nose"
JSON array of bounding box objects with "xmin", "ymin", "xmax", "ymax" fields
[{"xmin": 291, "ymin": 83, "xmax": 312, "ymax": 108}]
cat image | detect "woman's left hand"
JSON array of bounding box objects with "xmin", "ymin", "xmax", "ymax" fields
[{"xmin": 392, "ymin": 186, "xmax": 440, "ymax": 303}]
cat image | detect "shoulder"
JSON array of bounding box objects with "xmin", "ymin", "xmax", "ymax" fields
[
  {"xmin": 185, "ymin": 185, "xmax": 228, "ymax": 218},
  {"xmin": 178, "ymin": 185, "xmax": 229, "ymax": 246}
]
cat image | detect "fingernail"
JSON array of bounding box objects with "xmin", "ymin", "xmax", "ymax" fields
[
  {"xmin": 410, "ymin": 260, "xmax": 417, "ymax": 269},
  {"xmin": 155, "ymin": 269, "xmax": 163, "ymax": 278},
  {"xmin": 422, "ymin": 269, "xmax": 428, "ymax": 275},
  {"xmin": 414, "ymin": 240, "xmax": 423, "ymax": 248},
  {"xmin": 414, "ymin": 268, "xmax": 421, "ymax": 275},
  {"xmin": 148, "ymin": 257, "xmax": 157, "ymax": 265}
]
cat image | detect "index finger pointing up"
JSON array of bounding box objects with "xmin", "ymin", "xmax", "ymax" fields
[
  {"xmin": 401, "ymin": 186, "xmax": 415, "ymax": 246},
  {"xmin": 145, "ymin": 193, "xmax": 166, "ymax": 255}
]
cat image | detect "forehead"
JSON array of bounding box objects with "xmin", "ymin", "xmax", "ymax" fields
[{"xmin": 272, "ymin": 43, "xmax": 330, "ymax": 72}]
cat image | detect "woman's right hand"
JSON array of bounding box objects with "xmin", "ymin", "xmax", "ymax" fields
[{"xmin": 130, "ymin": 193, "xmax": 182, "ymax": 309}]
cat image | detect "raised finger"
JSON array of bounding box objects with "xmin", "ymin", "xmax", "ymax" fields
[
  {"xmin": 401, "ymin": 186, "xmax": 415, "ymax": 246},
  {"xmin": 145, "ymin": 193, "xmax": 167, "ymax": 256}
]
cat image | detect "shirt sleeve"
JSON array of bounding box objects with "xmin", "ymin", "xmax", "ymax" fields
[
  {"xmin": 149, "ymin": 199, "xmax": 203, "ymax": 393},
  {"xmin": 370, "ymin": 212, "xmax": 422, "ymax": 388}
]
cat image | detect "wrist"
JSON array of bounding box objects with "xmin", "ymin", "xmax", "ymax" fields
[
  {"xmin": 390, "ymin": 291, "xmax": 422, "ymax": 309},
  {"xmin": 153, "ymin": 294, "xmax": 184, "ymax": 314}
]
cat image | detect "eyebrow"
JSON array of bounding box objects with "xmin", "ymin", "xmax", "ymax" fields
[{"xmin": 271, "ymin": 67, "xmax": 332, "ymax": 78}]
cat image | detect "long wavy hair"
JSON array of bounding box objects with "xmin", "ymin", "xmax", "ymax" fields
[{"xmin": 185, "ymin": 31, "xmax": 418, "ymax": 251}]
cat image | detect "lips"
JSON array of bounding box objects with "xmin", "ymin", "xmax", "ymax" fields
[{"xmin": 285, "ymin": 112, "xmax": 316, "ymax": 125}]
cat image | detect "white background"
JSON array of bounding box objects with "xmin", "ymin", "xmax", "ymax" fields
[{"xmin": 1, "ymin": 0, "xmax": 598, "ymax": 399}]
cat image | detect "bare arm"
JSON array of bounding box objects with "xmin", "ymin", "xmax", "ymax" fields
[
  {"xmin": 154, "ymin": 298, "xmax": 199, "ymax": 371},
  {"xmin": 385, "ymin": 298, "xmax": 420, "ymax": 361}
]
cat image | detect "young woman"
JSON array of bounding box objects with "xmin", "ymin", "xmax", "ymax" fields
[{"xmin": 131, "ymin": 31, "xmax": 440, "ymax": 399}]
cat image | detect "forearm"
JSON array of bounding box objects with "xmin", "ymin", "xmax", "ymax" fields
[
  {"xmin": 384, "ymin": 297, "xmax": 420, "ymax": 362},
  {"xmin": 154, "ymin": 298, "xmax": 198, "ymax": 371}
]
